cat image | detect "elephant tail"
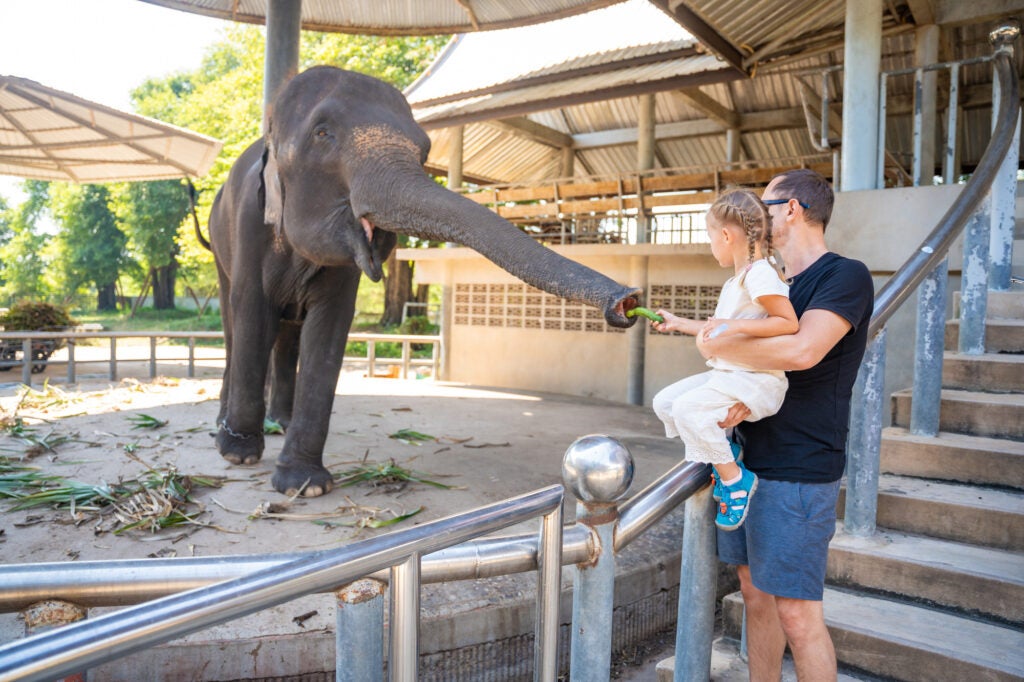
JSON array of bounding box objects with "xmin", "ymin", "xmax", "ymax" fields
[{"xmin": 187, "ymin": 179, "xmax": 212, "ymax": 251}]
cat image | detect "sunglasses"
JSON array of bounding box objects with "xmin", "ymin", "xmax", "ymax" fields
[{"xmin": 763, "ymin": 198, "xmax": 810, "ymax": 209}]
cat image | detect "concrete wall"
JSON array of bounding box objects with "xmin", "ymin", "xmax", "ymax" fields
[{"xmin": 401, "ymin": 182, "xmax": 1022, "ymax": 413}]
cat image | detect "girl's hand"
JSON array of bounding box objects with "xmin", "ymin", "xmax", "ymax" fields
[
  {"xmin": 651, "ymin": 309, "xmax": 679, "ymax": 333},
  {"xmin": 701, "ymin": 317, "xmax": 731, "ymax": 340}
]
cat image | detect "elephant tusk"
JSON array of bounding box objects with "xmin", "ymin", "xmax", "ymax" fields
[{"xmin": 360, "ymin": 217, "xmax": 375, "ymax": 244}]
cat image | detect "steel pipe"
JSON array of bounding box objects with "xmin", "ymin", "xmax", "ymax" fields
[{"xmin": 0, "ymin": 486, "xmax": 562, "ymax": 682}]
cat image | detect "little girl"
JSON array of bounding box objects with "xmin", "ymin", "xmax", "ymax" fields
[{"xmin": 650, "ymin": 188, "xmax": 798, "ymax": 531}]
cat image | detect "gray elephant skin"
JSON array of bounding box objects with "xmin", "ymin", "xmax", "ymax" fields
[{"xmin": 208, "ymin": 66, "xmax": 641, "ymax": 497}]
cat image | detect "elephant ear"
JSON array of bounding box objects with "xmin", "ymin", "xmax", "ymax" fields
[{"xmin": 261, "ymin": 141, "xmax": 284, "ymax": 231}]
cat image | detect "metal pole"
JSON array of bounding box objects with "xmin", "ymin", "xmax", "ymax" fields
[
  {"xmin": 988, "ymin": 39, "xmax": 1021, "ymax": 291},
  {"xmin": 66, "ymin": 340, "xmax": 75, "ymax": 384},
  {"xmin": 672, "ymin": 483, "xmax": 716, "ymax": 682},
  {"xmin": 389, "ymin": 553, "xmax": 420, "ymax": 682},
  {"xmin": 958, "ymin": 207, "xmax": 990, "ymax": 355},
  {"xmin": 188, "ymin": 337, "xmax": 196, "ymax": 378},
  {"xmin": 336, "ymin": 579, "xmax": 385, "ymax": 682},
  {"xmin": 263, "ymin": 0, "xmax": 302, "ymax": 134},
  {"xmin": 149, "ymin": 337, "xmax": 157, "ymax": 379},
  {"xmin": 108, "ymin": 337, "xmax": 117, "ymax": 381},
  {"xmin": 21, "ymin": 338, "xmax": 31, "ymax": 386},
  {"xmin": 845, "ymin": 330, "xmax": 887, "ymax": 536},
  {"xmin": 534, "ymin": 504, "xmax": 564, "ymax": 682},
  {"xmin": 910, "ymin": 258, "xmax": 947, "ymax": 436},
  {"xmin": 562, "ymin": 435, "xmax": 634, "ymax": 682},
  {"xmin": 944, "ymin": 63, "xmax": 960, "ymax": 185}
]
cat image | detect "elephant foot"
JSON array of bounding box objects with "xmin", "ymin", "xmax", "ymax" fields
[
  {"xmin": 272, "ymin": 461, "xmax": 334, "ymax": 497},
  {"xmin": 216, "ymin": 421, "xmax": 265, "ymax": 465}
]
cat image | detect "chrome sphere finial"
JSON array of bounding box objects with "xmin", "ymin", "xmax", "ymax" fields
[
  {"xmin": 561, "ymin": 434, "xmax": 634, "ymax": 503},
  {"xmin": 990, "ymin": 19, "xmax": 1021, "ymax": 47}
]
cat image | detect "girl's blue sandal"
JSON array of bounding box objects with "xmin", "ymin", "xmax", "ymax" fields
[
  {"xmin": 711, "ymin": 442, "xmax": 744, "ymax": 501},
  {"xmin": 715, "ymin": 464, "xmax": 758, "ymax": 531}
]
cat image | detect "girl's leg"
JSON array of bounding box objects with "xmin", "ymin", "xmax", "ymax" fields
[{"xmin": 652, "ymin": 372, "xmax": 713, "ymax": 439}]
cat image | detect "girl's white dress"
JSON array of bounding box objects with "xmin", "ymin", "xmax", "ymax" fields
[{"xmin": 652, "ymin": 259, "xmax": 790, "ymax": 464}]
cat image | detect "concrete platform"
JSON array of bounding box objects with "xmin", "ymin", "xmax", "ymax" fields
[{"xmin": 0, "ymin": 372, "xmax": 714, "ymax": 680}]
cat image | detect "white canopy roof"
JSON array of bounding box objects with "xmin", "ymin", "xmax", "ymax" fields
[{"xmin": 0, "ymin": 75, "xmax": 222, "ymax": 184}]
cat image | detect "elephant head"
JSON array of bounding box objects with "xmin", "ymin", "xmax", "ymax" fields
[{"xmin": 261, "ymin": 66, "xmax": 641, "ymax": 326}]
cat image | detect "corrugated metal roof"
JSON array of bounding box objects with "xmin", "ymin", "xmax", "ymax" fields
[
  {"xmin": 0, "ymin": 75, "xmax": 222, "ymax": 183},
  {"xmin": 139, "ymin": 0, "xmax": 630, "ymax": 35},
  {"xmin": 408, "ymin": 1, "xmax": 1020, "ymax": 186}
]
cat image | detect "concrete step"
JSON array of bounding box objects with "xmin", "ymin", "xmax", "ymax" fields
[
  {"xmin": 655, "ymin": 637, "xmax": 866, "ymax": 682},
  {"xmin": 942, "ymin": 351, "xmax": 1024, "ymax": 392},
  {"xmin": 891, "ymin": 387, "xmax": 1024, "ymax": 439},
  {"xmin": 827, "ymin": 528, "xmax": 1024, "ymax": 625},
  {"xmin": 837, "ymin": 474, "xmax": 1024, "ymax": 551},
  {"xmin": 722, "ymin": 589, "xmax": 1024, "ymax": 682},
  {"xmin": 977, "ymin": 289, "xmax": 1024, "ymax": 319},
  {"xmin": 945, "ymin": 318, "xmax": 1024, "ymax": 353},
  {"xmin": 880, "ymin": 426, "xmax": 1024, "ymax": 489}
]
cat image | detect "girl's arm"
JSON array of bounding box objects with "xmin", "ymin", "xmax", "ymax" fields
[
  {"xmin": 702, "ymin": 294, "xmax": 799, "ymax": 340},
  {"xmin": 651, "ymin": 310, "xmax": 705, "ymax": 336}
]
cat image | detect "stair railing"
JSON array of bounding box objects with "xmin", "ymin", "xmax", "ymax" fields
[{"xmin": 845, "ymin": 24, "xmax": 1021, "ymax": 536}]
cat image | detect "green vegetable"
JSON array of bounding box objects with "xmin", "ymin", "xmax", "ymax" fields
[{"xmin": 626, "ymin": 306, "xmax": 664, "ymax": 323}]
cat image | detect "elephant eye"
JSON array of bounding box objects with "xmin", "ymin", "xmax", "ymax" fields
[{"xmin": 313, "ymin": 127, "xmax": 332, "ymax": 140}]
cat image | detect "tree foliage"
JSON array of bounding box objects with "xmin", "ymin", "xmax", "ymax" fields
[
  {"xmin": 0, "ymin": 181, "xmax": 51, "ymax": 303},
  {"xmin": 49, "ymin": 183, "xmax": 128, "ymax": 310}
]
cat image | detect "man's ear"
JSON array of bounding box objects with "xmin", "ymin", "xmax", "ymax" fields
[{"xmin": 261, "ymin": 140, "xmax": 284, "ymax": 230}]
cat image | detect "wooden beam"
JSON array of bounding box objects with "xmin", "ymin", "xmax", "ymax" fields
[
  {"xmin": 674, "ymin": 88, "xmax": 739, "ymax": 128},
  {"xmin": 934, "ymin": 0, "xmax": 1024, "ymax": 26},
  {"xmin": 493, "ymin": 117, "xmax": 573, "ymax": 149},
  {"xmin": 905, "ymin": 0, "xmax": 937, "ymax": 25},
  {"xmin": 647, "ymin": 0, "xmax": 747, "ymax": 74},
  {"xmin": 418, "ymin": 68, "xmax": 741, "ymax": 130}
]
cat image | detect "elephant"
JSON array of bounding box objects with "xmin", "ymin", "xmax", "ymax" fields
[{"xmin": 207, "ymin": 66, "xmax": 641, "ymax": 497}]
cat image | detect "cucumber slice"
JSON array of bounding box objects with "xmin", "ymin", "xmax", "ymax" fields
[{"xmin": 625, "ymin": 306, "xmax": 664, "ymax": 323}]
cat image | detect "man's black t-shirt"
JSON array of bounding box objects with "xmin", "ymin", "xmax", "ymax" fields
[{"xmin": 735, "ymin": 252, "xmax": 874, "ymax": 483}]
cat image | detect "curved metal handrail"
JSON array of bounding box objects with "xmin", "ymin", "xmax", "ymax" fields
[
  {"xmin": 0, "ymin": 461, "xmax": 709, "ymax": 612},
  {"xmin": 869, "ymin": 47, "xmax": 1020, "ymax": 337}
]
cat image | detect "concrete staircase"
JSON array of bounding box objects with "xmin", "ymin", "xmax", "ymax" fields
[{"xmin": 661, "ymin": 291, "xmax": 1024, "ymax": 680}]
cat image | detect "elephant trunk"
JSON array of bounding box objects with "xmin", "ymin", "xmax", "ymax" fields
[{"xmin": 351, "ymin": 169, "xmax": 641, "ymax": 327}]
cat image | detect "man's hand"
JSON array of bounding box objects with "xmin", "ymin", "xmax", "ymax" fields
[{"xmin": 718, "ymin": 402, "xmax": 751, "ymax": 428}]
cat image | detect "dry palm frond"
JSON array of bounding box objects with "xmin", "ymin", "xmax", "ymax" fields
[{"xmin": 334, "ymin": 458, "xmax": 459, "ymax": 490}]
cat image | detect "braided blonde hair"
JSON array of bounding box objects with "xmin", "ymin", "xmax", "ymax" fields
[{"xmin": 708, "ymin": 188, "xmax": 784, "ymax": 279}]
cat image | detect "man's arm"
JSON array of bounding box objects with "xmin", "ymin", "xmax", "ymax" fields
[{"xmin": 697, "ymin": 308, "xmax": 853, "ymax": 371}]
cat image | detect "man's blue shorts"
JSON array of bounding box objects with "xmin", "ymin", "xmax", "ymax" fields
[{"xmin": 716, "ymin": 478, "xmax": 840, "ymax": 601}]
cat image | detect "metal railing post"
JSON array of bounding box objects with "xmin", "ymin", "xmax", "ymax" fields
[
  {"xmin": 958, "ymin": 207, "xmax": 990, "ymax": 355},
  {"xmin": 989, "ymin": 31, "xmax": 1021, "ymax": 291},
  {"xmin": 844, "ymin": 330, "xmax": 887, "ymax": 535},
  {"xmin": 910, "ymin": 258, "xmax": 947, "ymax": 436},
  {"xmin": 66, "ymin": 341, "xmax": 75, "ymax": 384},
  {"xmin": 534, "ymin": 502, "xmax": 564, "ymax": 682},
  {"xmin": 389, "ymin": 553, "xmax": 420, "ymax": 682},
  {"xmin": 187, "ymin": 337, "xmax": 196, "ymax": 378},
  {"xmin": 108, "ymin": 337, "xmax": 117, "ymax": 381},
  {"xmin": 336, "ymin": 579, "xmax": 385, "ymax": 682},
  {"xmin": 21, "ymin": 338, "xmax": 31, "ymax": 386},
  {"xmin": 149, "ymin": 337, "xmax": 158, "ymax": 379},
  {"xmin": 673, "ymin": 481, "xmax": 716, "ymax": 682},
  {"xmin": 562, "ymin": 435, "xmax": 634, "ymax": 682}
]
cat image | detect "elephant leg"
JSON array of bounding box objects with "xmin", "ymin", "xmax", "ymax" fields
[
  {"xmin": 266, "ymin": 320, "xmax": 300, "ymax": 430},
  {"xmin": 271, "ymin": 269, "xmax": 359, "ymax": 497},
  {"xmin": 215, "ymin": 262, "xmax": 233, "ymax": 427},
  {"xmin": 216, "ymin": 293, "xmax": 278, "ymax": 466}
]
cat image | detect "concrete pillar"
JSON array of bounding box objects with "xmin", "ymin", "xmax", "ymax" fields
[
  {"xmin": 914, "ymin": 25, "xmax": 940, "ymax": 186},
  {"xmin": 263, "ymin": 0, "xmax": 302, "ymax": 134},
  {"xmin": 636, "ymin": 93, "xmax": 656, "ymax": 244},
  {"xmin": 840, "ymin": 0, "xmax": 882, "ymax": 191}
]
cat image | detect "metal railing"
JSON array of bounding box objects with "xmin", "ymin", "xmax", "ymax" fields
[
  {"xmin": 0, "ymin": 437, "xmax": 711, "ymax": 681},
  {"xmin": 845, "ymin": 30, "xmax": 1021, "ymax": 534},
  {"xmin": 0, "ymin": 331, "xmax": 441, "ymax": 387}
]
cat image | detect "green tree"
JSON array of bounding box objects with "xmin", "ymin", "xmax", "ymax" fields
[
  {"xmin": 0, "ymin": 195, "xmax": 11, "ymax": 248},
  {"xmin": 0, "ymin": 181, "xmax": 51, "ymax": 303},
  {"xmin": 129, "ymin": 26, "xmax": 448, "ymax": 322},
  {"xmin": 111, "ymin": 180, "xmax": 191, "ymax": 309},
  {"xmin": 49, "ymin": 183, "xmax": 129, "ymax": 311}
]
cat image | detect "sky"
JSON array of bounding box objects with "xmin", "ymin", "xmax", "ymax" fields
[{"xmin": 0, "ymin": 0, "xmax": 231, "ymax": 203}]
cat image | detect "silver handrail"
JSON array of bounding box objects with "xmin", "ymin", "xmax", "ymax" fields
[
  {"xmin": 0, "ymin": 485, "xmax": 564, "ymax": 682},
  {"xmin": 868, "ymin": 46, "xmax": 1020, "ymax": 338},
  {"xmin": 0, "ymin": 460, "xmax": 708, "ymax": 612}
]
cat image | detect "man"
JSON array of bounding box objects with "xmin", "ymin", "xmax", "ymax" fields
[{"xmin": 697, "ymin": 169, "xmax": 874, "ymax": 681}]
